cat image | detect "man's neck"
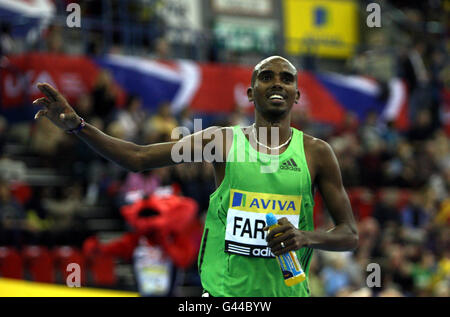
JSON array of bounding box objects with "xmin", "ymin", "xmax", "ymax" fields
[{"xmin": 253, "ymin": 114, "xmax": 292, "ymax": 148}]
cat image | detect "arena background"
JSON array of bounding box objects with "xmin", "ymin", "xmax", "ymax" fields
[{"xmin": 0, "ymin": 0, "xmax": 448, "ymax": 297}]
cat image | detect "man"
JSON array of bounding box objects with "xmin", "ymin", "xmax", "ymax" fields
[{"xmin": 33, "ymin": 56, "xmax": 358, "ymax": 297}]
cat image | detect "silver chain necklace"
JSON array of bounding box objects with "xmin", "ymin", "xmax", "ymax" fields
[{"xmin": 251, "ymin": 123, "xmax": 293, "ymax": 151}]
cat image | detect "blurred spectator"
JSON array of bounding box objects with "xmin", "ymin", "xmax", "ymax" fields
[
  {"xmin": 291, "ymin": 107, "xmax": 333, "ymax": 140},
  {"xmin": 320, "ymin": 253, "xmax": 352, "ymax": 296},
  {"xmin": 152, "ymin": 37, "xmax": 172, "ymax": 60},
  {"xmin": 0, "ymin": 154, "xmax": 27, "ymax": 183},
  {"xmin": 30, "ymin": 116, "xmax": 68, "ymax": 160},
  {"xmin": 411, "ymin": 250, "xmax": 437, "ymax": 295},
  {"xmin": 91, "ymin": 70, "xmax": 117, "ymax": 121},
  {"xmin": 355, "ymin": 217, "xmax": 379, "ymax": 262},
  {"xmin": 119, "ymin": 170, "xmax": 160, "ymax": 205},
  {"xmin": 45, "ymin": 25, "xmax": 64, "ymax": 54},
  {"xmin": 114, "ymin": 95, "xmax": 147, "ymax": 142},
  {"xmin": 379, "ymin": 120, "xmax": 402, "ymax": 154},
  {"xmin": 74, "ymin": 93, "xmax": 95, "ymax": 122},
  {"xmin": 0, "ymin": 179, "xmax": 28, "ymax": 246},
  {"xmin": 228, "ymin": 105, "xmax": 251, "ymax": 127},
  {"xmin": 382, "ymin": 140, "xmax": 416, "ymax": 187},
  {"xmin": 383, "ymin": 244, "xmax": 415, "ymax": 295},
  {"xmin": 359, "ymin": 111, "xmax": 383, "ymax": 152},
  {"xmin": 406, "ymin": 108, "xmax": 437, "ymax": 142},
  {"xmin": 435, "ymin": 198, "xmax": 450, "ymax": 226},
  {"xmin": 0, "ymin": 116, "xmax": 7, "ymax": 153},
  {"xmin": 372, "ymin": 189, "xmax": 401, "ymax": 226},
  {"xmin": 41, "ymin": 183, "xmax": 86, "ymax": 247},
  {"xmin": 350, "ymin": 31, "xmax": 397, "ymax": 82},
  {"xmin": 178, "ymin": 107, "xmax": 194, "ymax": 133},
  {"xmin": 398, "ymin": 41, "xmax": 430, "ymax": 121},
  {"xmin": 333, "ymin": 112, "xmax": 359, "ymax": 137},
  {"xmin": 400, "ymin": 190, "xmax": 431, "ymax": 229},
  {"xmin": 0, "ymin": 22, "xmax": 17, "ymax": 55},
  {"xmin": 329, "ymin": 134, "xmax": 361, "ymax": 187},
  {"xmin": 143, "ymin": 102, "xmax": 178, "ymax": 143},
  {"xmin": 308, "ymin": 255, "xmax": 325, "ymax": 297}
]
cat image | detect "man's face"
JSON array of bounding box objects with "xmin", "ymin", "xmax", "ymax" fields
[{"xmin": 248, "ymin": 58, "xmax": 300, "ymax": 118}]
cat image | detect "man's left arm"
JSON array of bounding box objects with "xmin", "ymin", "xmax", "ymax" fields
[{"xmin": 267, "ymin": 141, "xmax": 358, "ymax": 256}]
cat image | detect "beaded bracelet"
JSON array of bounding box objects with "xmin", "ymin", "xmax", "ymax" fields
[{"xmin": 65, "ymin": 117, "xmax": 86, "ymax": 134}]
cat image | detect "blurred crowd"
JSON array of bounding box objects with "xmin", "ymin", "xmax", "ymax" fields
[
  {"xmin": 296, "ymin": 1, "xmax": 449, "ymax": 297},
  {"xmin": 0, "ymin": 0, "xmax": 449, "ymax": 297}
]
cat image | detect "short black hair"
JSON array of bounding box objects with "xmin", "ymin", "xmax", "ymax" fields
[{"xmin": 251, "ymin": 56, "xmax": 298, "ymax": 87}]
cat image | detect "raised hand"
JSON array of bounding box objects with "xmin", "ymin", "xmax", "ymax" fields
[{"xmin": 33, "ymin": 83, "xmax": 82, "ymax": 131}]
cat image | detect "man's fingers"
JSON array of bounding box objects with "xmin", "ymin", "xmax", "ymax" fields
[
  {"xmin": 37, "ymin": 83, "xmax": 59, "ymax": 102},
  {"xmin": 270, "ymin": 239, "xmax": 294, "ymax": 256},
  {"xmin": 33, "ymin": 97, "xmax": 50, "ymax": 107},
  {"xmin": 59, "ymin": 112, "xmax": 77, "ymax": 122},
  {"xmin": 34, "ymin": 109, "xmax": 48, "ymax": 120},
  {"xmin": 278, "ymin": 217, "xmax": 290, "ymax": 225},
  {"xmin": 268, "ymin": 233, "xmax": 284, "ymax": 248}
]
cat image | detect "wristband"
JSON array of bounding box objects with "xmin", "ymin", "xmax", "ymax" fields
[{"xmin": 65, "ymin": 117, "xmax": 86, "ymax": 134}]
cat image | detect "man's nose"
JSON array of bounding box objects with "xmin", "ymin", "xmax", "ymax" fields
[
  {"xmin": 271, "ymin": 82, "xmax": 283, "ymax": 90},
  {"xmin": 272, "ymin": 75, "xmax": 284, "ymax": 87}
]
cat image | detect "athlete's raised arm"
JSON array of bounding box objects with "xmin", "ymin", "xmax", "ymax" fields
[{"xmin": 33, "ymin": 83, "xmax": 223, "ymax": 172}]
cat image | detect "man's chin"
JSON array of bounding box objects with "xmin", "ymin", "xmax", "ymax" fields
[{"xmin": 257, "ymin": 104, "xmax": 291, "ymax": 118}]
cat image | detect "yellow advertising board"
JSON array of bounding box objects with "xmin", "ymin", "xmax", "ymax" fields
[
  {"xmin": 283, "ymin": 0, "xmax": 359, "ymax": 58},
  {"xmin": 0, "ymin": 278, "xmax": 139, "ymax": 297}
]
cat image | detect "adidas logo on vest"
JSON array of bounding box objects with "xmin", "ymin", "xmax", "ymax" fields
[{"xmin": 280, "ymin": 158, "xmax": 301, "ymax": 172}]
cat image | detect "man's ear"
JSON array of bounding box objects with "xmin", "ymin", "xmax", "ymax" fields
[
  {"xmin": 247, "ymin": 87, "xmax": 254, "ymax": 102},
  {"xmin": 295, "ymin": 90, "xmax": 300, "ymax": 104}
]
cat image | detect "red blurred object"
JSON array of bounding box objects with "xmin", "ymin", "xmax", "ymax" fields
[
  {"xmin": 82, "ymin": 195, "xmax": 201, "ymax": 272},
  {"xmin": 82, "ymin": 237, "xmax": 117, "ymax": 286},
  {"xmin": 0, "ymin": 247, "xmax": 24, "ymax": 279},
  {"xmin": 10, "ymin": 182, "xmax": 32, "ymax": 206},
  {"xmin": 53, "ymin": 246, "xmax": 85, "ymax": 285},
  {"xmin": 88, "ymin": 253, "xmax": 116, "ymax": 286},
  {"xmin": 397, "ymin": 189, "xmax": 412, "ymax": 210},
  {"xmin": 348, "ymin": 187, "xmax": 376, "ymax": 220},
  {"xmin": 120, "ymin": 195, "xmax": 197, "ymax": 235},
  {"xmin": 313, "ymin": 192, "xmax": 324, "ymax": 228},
  {"xmin": 22, "ymin": 246, "xmax": 54, "ymax": 283}
]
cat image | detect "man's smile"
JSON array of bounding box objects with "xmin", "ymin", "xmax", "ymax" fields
[{"xmin": 266, "ymin": 91, "xmax": 287, "ymax": 105}]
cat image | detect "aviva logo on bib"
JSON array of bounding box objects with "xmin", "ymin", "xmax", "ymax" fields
[
  {"xmin": 225, "ymin": 189, "xmax": 302, "ymax": 257},
  {"xmin": 230, "ymin": 189, "xmax": 301, "ymax": 215}
]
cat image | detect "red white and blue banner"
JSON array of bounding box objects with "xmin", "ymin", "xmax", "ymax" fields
[
  {"xmin": 1, "ymin": 53, "xmax": 410, "ymax": 129},
  {"xmin": 0, "ymin": 0, "xmax": 55, "ymax": 38}
]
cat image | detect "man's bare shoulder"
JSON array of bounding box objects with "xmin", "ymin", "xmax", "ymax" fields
[
  {"xmin": 303, "ymin": 133, "xmax": 333, "ymax": 155},
  {"xmin": 302, "ymin": 132, "xmax": 342, "ymax": 181}
]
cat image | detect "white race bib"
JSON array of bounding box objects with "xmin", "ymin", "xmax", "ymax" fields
[{"xmin": 224, "ymin": 189, "xmax": 301, "ymax": 258}]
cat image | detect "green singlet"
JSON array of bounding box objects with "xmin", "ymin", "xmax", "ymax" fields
[{"xmin": 198, "ymin": 125, "xmax": 315, "ymax": 297}]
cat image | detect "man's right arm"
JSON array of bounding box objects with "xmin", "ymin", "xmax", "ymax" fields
[
  {"xmin": 33, "ymin": 83, "xmax": 225, "ymax": 172},
  {"xmin": 74, "ymin": 123, "xmax": 177, "ymax": 172}
]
